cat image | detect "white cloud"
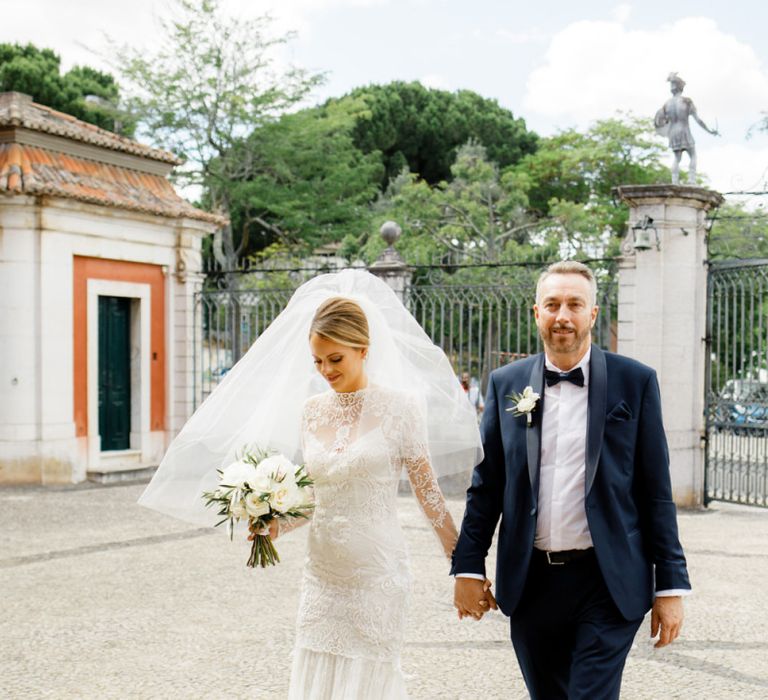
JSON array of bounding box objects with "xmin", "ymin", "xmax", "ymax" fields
[
  {"xmin": 494, "ymin": 29, "xmax": 547, "ymax": 45},
  {"xmin": 610, "ymin": 4, "xmax": 632, "ymax": 24},
  {"xmin": 522, "ymin": 15, "xmax": 768, "ymax": 198},
  {"xmin": 255, "ymin": 0, "xmax": 389, "ymax": 34},
  {"xmin": 0, "ymin": 0, "xmax": 161, "ymax": 71},
  {"xmin": 697, "ymin": 141, "xmax": 768, "ymax": 193},
  {"xmin": 523, "ymin": 16, "xmax": 768, "ymax": 125},
  {"xmin": 282, "ymin": 0, "xmax": 386, "ymax": 7},
  {"xmin": 0, "ymin": 0, "xmax": 389, "ymax": 71}
]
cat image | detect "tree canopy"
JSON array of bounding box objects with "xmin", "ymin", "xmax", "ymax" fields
[
  {"xmin": 507, "ymin": 116, "xmax": 670, "ymax": 258},
  {"xmin": 338, "ymin": 81, "xmax": 538, "ymax": 186},
  {"xmin": 98, "ymin": 3, "xmax": 673, "ymax": 276},
  {"xmin": 225, "ymin": 97, "xmax": 384, "ymax": 254},
  {"xmin": 214, "ymin": 82, "xmax": 539, "ymax": 259},
  {"xmin": 112, "ymin": 0, "xmax": 323, "ymax": 266},
  {"xmin": 708, "ymin": 202, "xmax": 768, "ymax": 259},
  {"xmin": 0, "ymin": 43, "xmax": 131, "ymax": 134},
  {"xmin": 512, "ymin": 116, "xmax": 668, "ymax": 216},
  {"xmin": 354, "ymin": 117, "xmax": 670, "ymax": 282},
  {"xmin": 360, "ymin": 142, "xmax": 543, "ymax": 269}
]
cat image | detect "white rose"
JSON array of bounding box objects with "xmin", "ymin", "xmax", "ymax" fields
[
  {"xmin": 256, "ymin": 454, "xmax": 297, "ymax": 484},
  {"xmin": 247, "ymin": 472, "xmax": 272, "ymax": 496},
  {"xmin": 220, "ymin": 460, "xmax": 259, "ymax": 489},
  {"xmin": 244, "ymin": 492, "xmax": 271, "ymax": 518},
  {"xmin": 516, "ymin": 396, "xmax": 537, "ymax": 413},
  {"xmin": 269, "ymin": 480, "xmax": 302, "ymax": 514}
]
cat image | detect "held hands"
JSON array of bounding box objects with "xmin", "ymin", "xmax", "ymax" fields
[
  {"xmin": 651, "ymin": 595, "xmax": 684, "ymax": 648},
  {"xmin": 454, "ymin": 577, "xmax": 498, "ymax": 620}
]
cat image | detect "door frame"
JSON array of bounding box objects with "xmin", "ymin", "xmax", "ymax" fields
[{"xmin": 87, "ymin": 280, "xmax": 151, "ymax": 470}]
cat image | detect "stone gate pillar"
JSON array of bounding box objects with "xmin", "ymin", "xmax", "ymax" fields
[{"xmin": 615, "ymin": 185, "xmax": 724, "ymax": 507}]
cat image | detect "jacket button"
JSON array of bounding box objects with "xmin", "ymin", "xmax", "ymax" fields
[{"xmin": 530, "ymin": 507, "xmax": 536, "ymax": 516}]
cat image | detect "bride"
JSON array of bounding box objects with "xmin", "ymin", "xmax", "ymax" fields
[{"xmin": 139, "ymin": 270, "xmax": 483, "ymax": 699}]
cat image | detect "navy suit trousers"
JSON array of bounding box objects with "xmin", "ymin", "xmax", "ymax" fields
[{"xmin": 510, "ymin": 550, "xmax": 643, "ymax": 700}]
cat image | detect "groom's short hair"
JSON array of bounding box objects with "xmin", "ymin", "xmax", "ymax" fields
[{"xmin": 536, "ymin": 261, "xmax": 597, "ymax": 306}]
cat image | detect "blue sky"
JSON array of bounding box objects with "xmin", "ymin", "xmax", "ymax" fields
[{"xmin": 2, "ymin": 0, "xmax": 767, "ymax": 198}]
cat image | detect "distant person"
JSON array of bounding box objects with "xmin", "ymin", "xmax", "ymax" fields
[{"xmin": 461, "ymin": 371, "xmax": 484, "ymax": 416}]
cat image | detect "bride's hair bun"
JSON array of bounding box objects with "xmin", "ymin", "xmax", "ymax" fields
[{"xmin": 310, "ymin": 296, "xmax": 370, "ymax": 348}]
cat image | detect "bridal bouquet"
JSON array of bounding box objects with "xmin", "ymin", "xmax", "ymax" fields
[{"xmin": 202, "ymin": 447, "xmax": 314, "ymax": 568}]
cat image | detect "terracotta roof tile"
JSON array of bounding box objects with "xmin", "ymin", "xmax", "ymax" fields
[
  {"xmin": 0, "ymin": 92, "xmax": 181, "ymax": 165},
  {"xmin": 0, "ymin": 143, "xmax": 225, "ymax": 224}
]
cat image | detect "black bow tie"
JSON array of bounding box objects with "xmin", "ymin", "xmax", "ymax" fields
[{"xmin": 544, "ymin": 367, "xmax": 585, "ymax": 387}]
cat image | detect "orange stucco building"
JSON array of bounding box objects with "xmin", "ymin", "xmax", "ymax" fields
[{"xmin": 0, "ymin": 91, "xmax": 222, "ymax": 484}]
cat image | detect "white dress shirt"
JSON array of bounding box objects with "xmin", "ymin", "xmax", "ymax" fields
[
  {"xmin": 535, "ymin": 349, "xmax": 593, "ymax": 551},
  {"xmin": 457, "ymin": 347, "xmax": 688, "ymax": 597}
]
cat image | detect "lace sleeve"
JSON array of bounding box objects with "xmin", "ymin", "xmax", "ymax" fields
[
  {"xmin": 276, "ymin": 510, "xmax": 312, "ymax": 537},
  {"xmin": 400, "ymin": 396, "xmax": 458, "ymax": 559},
  {"xmin": 278, "ymin": 401, "xmax": 316, "ymax": 538}
]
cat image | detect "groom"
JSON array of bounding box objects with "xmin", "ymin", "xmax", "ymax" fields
[{"xmin": 451, "ymin": 261, "xmax": 691, "ymax": 699}]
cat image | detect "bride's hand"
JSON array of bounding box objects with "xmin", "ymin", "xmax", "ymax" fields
[
  {"xmin": 482, "ymin": 578, "xmax": 498, "ymax": 611},
  {"xmin": 248, "ymin": 520, "xmax": 279, "ymax": 540}
]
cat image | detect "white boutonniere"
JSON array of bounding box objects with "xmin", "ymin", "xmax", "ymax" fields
[{"xmin": 505, "ymin": 386, "xmax": 540, "ymax": 426}]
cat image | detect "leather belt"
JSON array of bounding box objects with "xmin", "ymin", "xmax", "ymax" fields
[{"xmin": 533, "ymin": 547, "xmax": 595, "ymax": 566}]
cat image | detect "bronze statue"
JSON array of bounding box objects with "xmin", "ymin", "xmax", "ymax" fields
[{"xmin": 654, "ymin": 73, "xmax": 719, "ymax": 185}]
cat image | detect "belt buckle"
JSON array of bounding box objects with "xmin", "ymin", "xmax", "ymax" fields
[{"xmin": 546, "ymin": 551, "xmax": 565, "ymax": 566}]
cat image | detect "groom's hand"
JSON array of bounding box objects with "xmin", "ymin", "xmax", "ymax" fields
[
  {"xmin": 651, "ymin": 595, "xmax": 684, "ymax": 648},
  {"xmin": 454, "ymin": 578, "xmax": 498, "ymax": 620}
]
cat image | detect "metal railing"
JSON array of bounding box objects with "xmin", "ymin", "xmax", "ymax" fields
[
  {"xmin": 193, "ymin": 266, "xmax": 618, "ymax": 408},
  {"xmin": 407, "ymin": 280, "xmax": 616, "ymax": 390},
  {"xmin": 194, "ymin": 287, "xmax": 294, "ymax": 402},
  {"xmin": 705, "ymin": 259, "xmax": 768, "ymax": 507}
]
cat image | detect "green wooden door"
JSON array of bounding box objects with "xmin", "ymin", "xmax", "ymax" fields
[{"xmin": 98, "ymin": 296, "xmax": 131, "ymax": 451}]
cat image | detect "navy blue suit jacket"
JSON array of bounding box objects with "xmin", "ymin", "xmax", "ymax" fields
[{"xmin": 451, "ymin": 345, "xmax": 691, "ymax": 621}]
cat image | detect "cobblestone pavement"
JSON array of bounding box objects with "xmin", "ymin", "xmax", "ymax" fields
[{"xmin": 1, "ymin": 482, "xmax": 767, "ymax": 699}]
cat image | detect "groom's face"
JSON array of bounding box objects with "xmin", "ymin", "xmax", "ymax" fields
[{"xmin": 534, "ymin": 273, "xmax": 598, "ymax": 362}]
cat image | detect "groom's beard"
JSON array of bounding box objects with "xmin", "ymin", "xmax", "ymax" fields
[{"xmin": 539, "ymin": 323, "xmax": 591, "ymax": 355}]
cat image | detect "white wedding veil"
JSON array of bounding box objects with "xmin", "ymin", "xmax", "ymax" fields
[{"xmin": 139, "ymin": 269, "xmax": 483, "ymax": 525}]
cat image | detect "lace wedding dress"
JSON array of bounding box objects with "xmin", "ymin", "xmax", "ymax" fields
[{"xmin": 285, "ymin": 385, "xmax": 457, "ymax": 700}]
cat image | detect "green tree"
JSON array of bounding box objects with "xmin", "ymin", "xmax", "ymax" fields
[
  {"xmin": 515, "ymin": 116, "xmax": 667, "ymax": 212},
  {"xmin": 0, "ymin": 43, "xmax": 130, "ymax": 134},
  {"xmin": 708, "ymin": 202, "xmax": 768, "ymax": 259},
  {"xmin": 359, "ymin": 142, "xmax": 554, "ymax": 282},
  {"xmin": 112, "ymin": 0, "xmax": 323, "ymax": 268},
  {"xmin": 225, "ymin": 97, "xmax": 384, "ymax": 255},
  {"xmin": 339, "ymin": 81, "xmax": 538, "ymax": 186},
  {"xmin": 357, "ymin": 116, "xmax": 669, "ymax": 277},
  {"xmin": 510, "ymin": 115, "xmax": 669, "ymax": 255}
]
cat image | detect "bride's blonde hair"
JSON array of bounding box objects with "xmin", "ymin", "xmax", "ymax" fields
[{"xmin": 310, "ymin": 297, "xmax": 370, "ymax": 348}]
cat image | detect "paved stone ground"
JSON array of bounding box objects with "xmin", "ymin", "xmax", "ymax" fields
[{"xmin": 1, "ymin": 482, "xmax": 767, "ymax": 699}]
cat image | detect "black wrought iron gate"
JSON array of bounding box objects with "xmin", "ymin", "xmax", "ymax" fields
[
  {"xmin": 193, "ymin": 269, "xmax": 618, "ymax": 408},
  {"xmin": 705, "ymin": 260, "xmax": 768, "ymax": 507}
]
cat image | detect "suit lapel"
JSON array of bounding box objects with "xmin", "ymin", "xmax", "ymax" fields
[
  {"xmin": 586, "ymin": 344, "xmax": 607, "ymax": 495},
  {"xmin": 526, "ymin": 353, "xmax": 546, "ymax": 505}
]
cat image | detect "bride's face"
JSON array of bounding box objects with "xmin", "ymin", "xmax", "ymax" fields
[{"xmin": 310, "ymin": 333, "xmax": 368, "ymax": 393}]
